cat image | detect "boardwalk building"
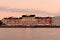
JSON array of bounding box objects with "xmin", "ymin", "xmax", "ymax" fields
[
  {"xmin": 52, "ymin": 16, "xmax": 60, "ymax": 26},
  {"xmin": 2, "ymin": 15, "xmax": 52, "ymax": 26}
]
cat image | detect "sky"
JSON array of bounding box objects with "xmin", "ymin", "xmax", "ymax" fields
[{"xmin": 0, "ymin": 0, "xmax": 60, "ymax": 19}]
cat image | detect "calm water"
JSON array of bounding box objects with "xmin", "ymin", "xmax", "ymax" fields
[{"xmin": 0, "ymin": 28, "xmax": 60, "ymax": 40}]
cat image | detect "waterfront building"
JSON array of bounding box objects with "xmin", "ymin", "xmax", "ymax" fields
[
  {"xmin": 35, "ymin": 17, "xmax": 52, "ymax": 26},
  {"xmin": 2, "ymin": 17, "xmax": 20, "ymax": 26},
  {"xmin": 2, "ymin": 15, "xmax": 52, "ymax": 26},
  {"xmin": 52, "ymin": 16, "xmax": 60, "ymax": 26}
]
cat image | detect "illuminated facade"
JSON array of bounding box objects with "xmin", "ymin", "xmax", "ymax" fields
[
  {"xmin": 2, "ymin": 15, "xmax": 52, "ymax": 26},
  {"xmin": 52, "ymin": 16, "xmax": 60, "ymax": 26}
]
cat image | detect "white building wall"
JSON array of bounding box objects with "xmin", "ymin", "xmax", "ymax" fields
[{"xmin": 52, "ymin": 16, "xmax": 60, "ymax": 26}]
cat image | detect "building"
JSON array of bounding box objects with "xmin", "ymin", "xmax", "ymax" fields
[
  {"xmin": 52, "ymin": 16, "xmax": 60, "ymax": 26},
  {"xmin": 1, "ymin": 15, "xmax": 52, "ymax": 26},
  {"xmin": 35, "ymin": 17, "xmax": 52, "ymax": 26},
  {"xmin": 2, "ymin": 17, "xmax": 21, "ymax": 26}
]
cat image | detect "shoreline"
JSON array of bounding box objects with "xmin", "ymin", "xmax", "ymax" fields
[{"xmin": 0, "ymin": 25, "xmax": 60, "ymax": 28}]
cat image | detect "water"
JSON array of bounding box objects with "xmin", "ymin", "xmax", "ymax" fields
[{"xmin": 0, "ymin": 28, "xmax": 60, "ymax": 40}]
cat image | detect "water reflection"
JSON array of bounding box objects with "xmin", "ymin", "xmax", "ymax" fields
[
  {"xmin": 25, "ymin": 28, "xmax": 32, "ymax": 40},
  {"xmin": 0, "ymin": 28, "xmax": 60, "ymax": 40}
]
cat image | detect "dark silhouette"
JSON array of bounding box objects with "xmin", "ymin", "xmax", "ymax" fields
[{"xmin": 0, "ymin": 20, "xmax": 3, "ymax": 25}]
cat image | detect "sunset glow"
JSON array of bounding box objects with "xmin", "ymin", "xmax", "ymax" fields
[{"xmin": 0, "ymin": 0, "xmax": 60, "ymax": 19}]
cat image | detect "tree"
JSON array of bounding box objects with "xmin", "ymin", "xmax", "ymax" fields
[{"xmin": 0, "ymin": 20, "xmax": 3, "ymax": 25}]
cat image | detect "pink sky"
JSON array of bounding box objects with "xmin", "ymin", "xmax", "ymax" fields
[{"xmin": 0, "ymin": 0, "xmax": 60, "ymax": 19}]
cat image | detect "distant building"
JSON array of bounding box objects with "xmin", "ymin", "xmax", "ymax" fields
[
  {"xmin": 2, "ymin": 15, "xmax": 52, "ymax": 26},
  {"xmin": 52, "ymin": 16, "xmax": 60, "ymax": 26},
  {"xmin": 35, "ymin": 17, "xmax": 52, "ymax": 26}
]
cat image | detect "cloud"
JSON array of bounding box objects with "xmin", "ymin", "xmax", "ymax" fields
[{"xmin": 0, "ymin": 6, "xmax": 48, "ymax": 14}]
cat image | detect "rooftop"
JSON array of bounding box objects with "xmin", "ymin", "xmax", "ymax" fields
[{"xmin": 22, "ymin": 15, "xmax": 35, "ymax": 17}]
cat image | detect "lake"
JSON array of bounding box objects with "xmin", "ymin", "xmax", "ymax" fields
[{"xmin": 0, "ymin": 28, "xmax": 60, "ymax": 40}]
